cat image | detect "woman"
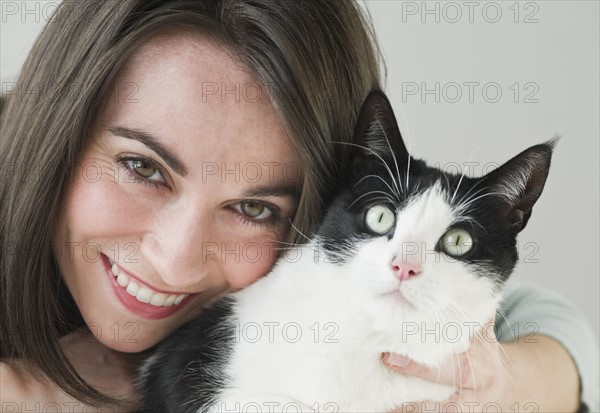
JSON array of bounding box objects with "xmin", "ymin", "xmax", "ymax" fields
[{"xmin": 0, "ymin": 1, "xmax": 596, "ymax": 411}]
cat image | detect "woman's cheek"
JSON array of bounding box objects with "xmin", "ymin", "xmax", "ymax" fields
[{"xmin": 221, "ymin": 238, "xmax": 280, "ymax": 290}]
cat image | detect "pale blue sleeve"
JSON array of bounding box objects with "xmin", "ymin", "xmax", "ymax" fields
[{"xmin": 495, "ymin": 280, "xmax": 599, "ymax": 412}]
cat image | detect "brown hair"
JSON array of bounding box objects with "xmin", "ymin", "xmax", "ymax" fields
[{"xmin": 0, "ymin": 0, "xmax": 382, "ymax": 408}]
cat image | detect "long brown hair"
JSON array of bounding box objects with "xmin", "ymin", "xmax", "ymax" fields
[{"xmin": 0, "ymin": 0, "xmax": 382, "ymax": 407}]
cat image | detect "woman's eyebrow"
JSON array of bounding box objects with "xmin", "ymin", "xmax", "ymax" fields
[
  {"xmin": 107, "ymin": 126, "xmax": 188, "ymax": 176},
  {"xmin": 242, "ymin": 184, "xmax": 298, "ymax": 200}
]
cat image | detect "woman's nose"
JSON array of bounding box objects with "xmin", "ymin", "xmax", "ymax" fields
[{"xmin": 141, "ymin": 206, "xmax": 212, "ymax": 288}]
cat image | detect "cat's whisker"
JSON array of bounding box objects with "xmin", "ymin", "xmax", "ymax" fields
[
  {"xmin": 406, "ymin": 153, "xmax": 411, "ymax": 193},
  {"xmin": 472, "ymin": 333, "xmax": 516, "ymax": 387},
  {"xmin": 451, "ymin": 172, "xmax": 468, "ymax": 206},
  {"xmin": 440, "ymin": 174, "xmax": 451, "ymax": 194},
  {"xmin": 271, "ymin": 247, "xmax": 302, "ymax": 254},
  {"xmin": 493, "ymin": 307, "xmax": 520, "ymax": 373},
  {"xmin": 440, "ymin": 273, "xmax": 500, "ymax": 285},
  {"xmin": 463, "ymin": 346, "xmax": 476, "ymax": 401},
  {"xmin": 269, "ymin": 243, "xmax": 309, "ymax": 257},
  {"xmin": 447, "ymin": 302, "xmax": 515, "ymax": 384},
  {"xmin": 494, "ymin": 338, "xmax": 516, "ymax": 376},
  {"xmin": 390, "ymin": 94, "xmax": 415, "ymax": 194},
  {"xmin": 333, "ymin": 141, "xmax": 403, "ymax": 198},
  {"xmin": 421, "ymin": 298, "xmax": 454, "ymax": 391},
  {"xmin": 494, "ymin": 306, "xmax": 516, "ymax": 343},
  {"xmin": 452, "ymin": 194, "xmax": 488, "ymax": 222},
  {"xmin": 454, "ymin": 178, "xmax": 487, "ymax": 206},
  {"xmin": 435, "ymin": 303, "xmax": 472, "ymax": 403},
  {"xmin": 451, "ymin": 132, "xmax": 492, "ymax": 205},
  {"xmin": 376, "ymin": 119, "xmax": 404, "ymax": 196},
  {"xmin": 287, "ymin": 219, "xmax": 312, "ymax": 242},
  {"xmin": 453, "ymin": 180, "xmax": 489, "ymax": 213},
  {"xmin": 450, "ymin": 213, "xmax": 487, "ymax": 233},
  {"xmin": 423, "ymin": 298, "xmax": 448, "ymax": 385},
  {"xmin": 454, "ymin": 191, "xmax": 504, "ymax": 212},
  {"xmin": 345, "ymin": 191, "xmax": 395, "ymax": 212},
  {"xmin": 309, "ymin": 235, "xmax": 360, "ymax": 262},
  {"xmin": 269, "ymin": 239, "xmax": 302, "ymax": 247},
  {"xmin": 442, "ymin": 304, "xmax": 477, "ymax": 402},
  {"xmin": 272, "ymin": 247, "xmax": 301, "ymax": 253},
  {"xmin": 432, "ymin": 303, "xmax": 466, "ymax": 399},
  {"xmin": 355, "ymin": 174, "xmax": 396, "ymax": 196}
]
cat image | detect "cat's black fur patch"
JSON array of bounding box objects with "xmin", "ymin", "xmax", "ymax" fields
[{"xmin": 137, "ymin": 297, "xmax": 236, "ymax": 413}]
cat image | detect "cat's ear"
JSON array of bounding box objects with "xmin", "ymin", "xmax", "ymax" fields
[
  {"xmin": 351, "ymin": 90, "xmax": 410, "ymax": 167},
  {"xmin": 483, "ymin": 139, "xmax": 556, "ymax": 232}
]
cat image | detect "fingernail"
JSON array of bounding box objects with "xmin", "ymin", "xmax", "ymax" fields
[{"xmin": 387, "ymin": 353, "xmax": 411, "ymax": 368}]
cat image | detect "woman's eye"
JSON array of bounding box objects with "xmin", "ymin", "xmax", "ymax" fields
[
  {"xmin": 127, "ymin": 159, "xmax": 162, "ymax": 181},
  {"xmin": 234, "ymin": 201, "xmax": 273, "ymax": 220},
  {"xmin": 364, "ymin": 204, "xmax": 396, "ymax": 235},
  {"xmin": 439, "ymin": 228, "xmax": 473, "ymax": 257}
]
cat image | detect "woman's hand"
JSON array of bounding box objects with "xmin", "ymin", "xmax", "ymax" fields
[
  {"xmin": 1, "ymin": 330, "xmax": 142, "ymax": 412},
  {"xmin": 383, "ymin": 321, "xmax": 515, "ymax": 412},
  {"xmin": 383, "ymin": 321, "xmax": 581, "ymax": 412}
]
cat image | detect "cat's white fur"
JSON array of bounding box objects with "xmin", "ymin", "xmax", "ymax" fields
[{"xmin": 207, "ymin": 183, "xmax": 502, "ymax": 413}]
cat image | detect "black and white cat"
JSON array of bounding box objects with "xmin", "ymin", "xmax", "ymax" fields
[{"xmin": 137, "ymin": 90, "xmax": 554, "ymax": 412}]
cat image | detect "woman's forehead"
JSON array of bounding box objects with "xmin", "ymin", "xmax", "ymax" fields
[{"xmin": 118, "ymin": 30, "xmax": 248, "ymax": 89}]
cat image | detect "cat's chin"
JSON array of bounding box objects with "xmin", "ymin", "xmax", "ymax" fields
[
  {"xmin": 358, "ymin": 292, "xmax": 500, "ymax": 368},
  {"xmin": 379, "ymin": 288, "xmax": 417, "ymax": 309}
]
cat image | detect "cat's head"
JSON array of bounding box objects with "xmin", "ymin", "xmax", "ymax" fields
[{"xmin": 317, "ymin": 90, "xmax": 554, "ymax": 358}]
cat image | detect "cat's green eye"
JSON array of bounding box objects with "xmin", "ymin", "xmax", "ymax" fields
[
  {"xmin": 439, "ymin": 228, "xmax": 473, "ymax": 257},
  {"xmin": 364, "ymin": 204, "xmax": 396, "ymax": 235}
]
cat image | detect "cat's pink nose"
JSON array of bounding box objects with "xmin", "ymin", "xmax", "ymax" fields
[{"xmin": 391, "ymin": 257, "xmax": 422, "ymax": 281}]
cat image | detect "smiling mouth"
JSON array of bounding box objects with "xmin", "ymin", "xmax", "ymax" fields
[{"xmin": 108, "ymin": 257, "xmax": 189, "ymax": 307}]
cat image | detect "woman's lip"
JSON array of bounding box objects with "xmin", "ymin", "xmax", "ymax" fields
[{"xmin": 101, "ymin": 254, "xmax": 196, "ymax": 320}]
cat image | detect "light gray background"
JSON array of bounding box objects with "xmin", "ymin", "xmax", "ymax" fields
[{"xmin": 1, "ymin": 1, "xmax": 598, "ymax": 340}]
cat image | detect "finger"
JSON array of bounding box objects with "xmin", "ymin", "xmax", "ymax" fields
[{"xmin": 383, "ymin": 352, "xmax": 475, "ymax": 389}]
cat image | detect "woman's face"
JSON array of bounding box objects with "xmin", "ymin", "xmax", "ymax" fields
[{"xmin": 53, "ymin": 32, "xmax": 300, "ymax": 352}]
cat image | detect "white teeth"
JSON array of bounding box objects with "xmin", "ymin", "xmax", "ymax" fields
[
  {"xmin": 150, "ymin": 293, "xmax": 167, "ymax": 306},
  {"xmin": 136, "ymin": 287, "xmax": 153, "ymax": 303},
  {"xmin": 163, "ymin": 295, "xmax": 176, "ymax": 306},
  {"xmin": 150, "ymin": 293, "xmax": 167, "ymax": 307},
  {"xmin": 109, "ymin": 260, "xmax": 189, "ymax": 308},
  {"xmin": 126, "ymin": 280, "xmax": 139, "ymax": 296},
  {"xmin": 117, "ymin": 273, "xmax": 128, "ymax": 287}
]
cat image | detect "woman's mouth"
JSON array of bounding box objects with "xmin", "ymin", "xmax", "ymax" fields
[{"xmin": 101, "ymin": 253, "xmax": 194, "ymax": 320}]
